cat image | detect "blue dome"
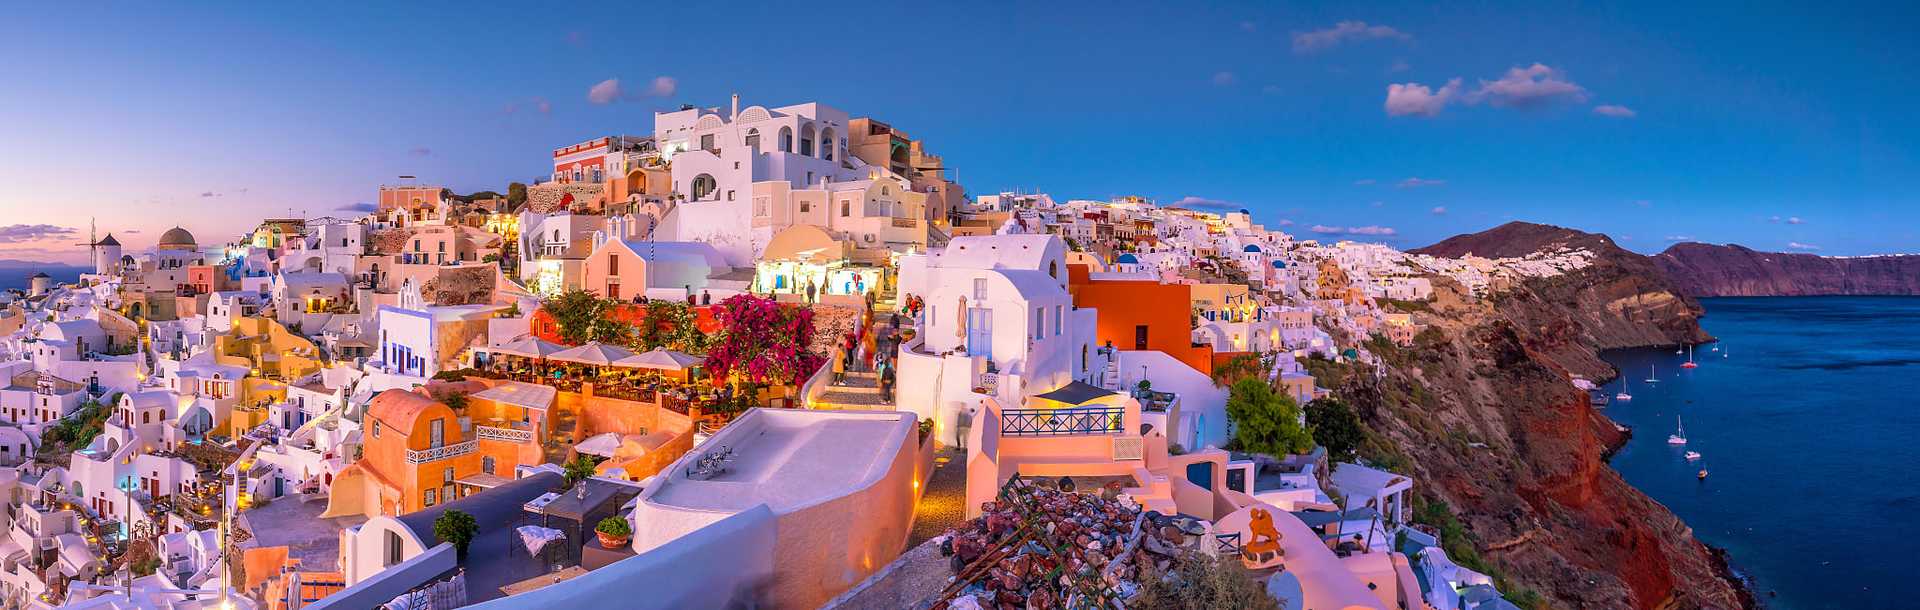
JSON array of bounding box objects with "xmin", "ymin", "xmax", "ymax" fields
[
  {"xmin": 1271, "ymin": 260, "xmax": 1287, "ymax": 268},
  {"xmin": 1243, "ymin": 244, "xmax": 1262, "ymax": 253},
  {"xmin": 1116, "ymin": 253, "xmax": 1139, "ymax": 264}
]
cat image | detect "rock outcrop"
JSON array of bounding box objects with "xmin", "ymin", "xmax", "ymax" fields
[
  {"xmin": 1357, "ymin": 222, "xmax": 1746, "ymax": 609},
  {"xmin": 1653, "ymin": 242, "xmax": 1920, "ymax": 296}
]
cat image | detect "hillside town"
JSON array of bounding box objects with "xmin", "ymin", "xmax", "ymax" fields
[{"xmin": 0, "ymin": 96, "xmax": 1606, "ymax": 610}]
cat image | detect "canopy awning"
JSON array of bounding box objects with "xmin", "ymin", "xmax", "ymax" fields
[
  {"xmin": 470, "ymin": 380, "xmax": 557, "ymax": 411},
  {"xmin": 493, "ymin": 336, "xmax": 567, "ymax": 358},
  {"xmin": 614, "ymin": 347, "xmax": 704, "ymax": 371},
  {"xmin": 549, "ymin": 341, "xmax": 637, "ymax": 365},
  {"xmin": 1031, "ymin": 380, "xmax": 1120, "ymax": 407}
]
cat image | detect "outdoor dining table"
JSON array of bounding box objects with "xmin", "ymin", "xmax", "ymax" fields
[{"xmin": 498, "ymin": 565, "xmax": 588, "ymax": 596}]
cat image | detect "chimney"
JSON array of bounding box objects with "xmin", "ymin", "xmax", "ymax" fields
[{"xmin": 730, "ymin": 93, "xmax": 740, "ymax": 119}]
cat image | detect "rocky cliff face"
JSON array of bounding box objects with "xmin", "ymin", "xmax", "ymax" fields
[
  {"xmin": 1350, "ymin": 222, "xmax": 1745, "ymax": 609},
  {"xmin": 1653, "ymin": 242, "xmax": 1920, "ymax": 296}
]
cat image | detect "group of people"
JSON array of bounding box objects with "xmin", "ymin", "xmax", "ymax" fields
[{"xmin": 830, "ymin": 309, "xmax": 910, "ymax": 402}]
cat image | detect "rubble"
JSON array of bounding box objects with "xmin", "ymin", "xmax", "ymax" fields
[{"xmin": 928, "ymin": 477, "xmax": 1207, "ymax": 610}]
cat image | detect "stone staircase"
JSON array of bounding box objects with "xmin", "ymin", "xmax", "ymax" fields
[{"xmin": 814, "ymin": 371, "xmax": 893, "ymax": 409}]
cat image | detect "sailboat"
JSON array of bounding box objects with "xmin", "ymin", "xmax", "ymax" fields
[
  {"xmin": 1667, "ymin": 415, "xmax": 1688, "ymax": 445},
  {"xmin": 1616, "ymin": 378, "xmax": 1633, "ymax": 402},
  {"xmin": 1674, "ymin": 345, "xmax": 1684, "ymax": 354},
  {"xmin": 1681, "ymin": 344, "xmax": 1698, "ymax": 369},
  {"xmin": 1723, "ymin": 346, "xmax": 1729, "ymax": 359},
  {"xmin": 1645, "ymin": 364, "xmax": 1660, "ymax": 383}
]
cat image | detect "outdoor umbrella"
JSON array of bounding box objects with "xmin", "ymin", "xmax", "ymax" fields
[
  {"xmin": 549, "ymin": 341, "xmax": 638, "ymax": 366},
  {"xmin": 614, "ymin": 347, "xmax": 705, "ymax": 371},
  {"xmin": 494, "ymin": 336, "xmax": 567, "ymax": 358},
  {"xmin": 575, "ymin": 432, "xmax": 622, "ymax": 457}
]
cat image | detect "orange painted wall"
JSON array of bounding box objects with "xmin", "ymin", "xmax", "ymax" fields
[
  {"xmin": 1067, "ymin": 265, "xmax": 1214, "ymax": 374},
  {"xmin": 529, "ymin": 302, "xmax": 722, "ymax": 346}
]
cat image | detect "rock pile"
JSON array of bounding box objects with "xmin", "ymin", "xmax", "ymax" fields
[{"xmin": 929, "ymin": 477, "xmax": 1208, "ymax": 610}]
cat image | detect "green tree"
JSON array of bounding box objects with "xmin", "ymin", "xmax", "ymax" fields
[
  {"xmin": 432, "ymin": 509, "xmax": 479, "ymax": 560},
  {"xmin": 543, "ymin": 289, "xmax": 609, "ymax": 344},
  {"xmin": 1224, "ymin": 378, "xmax": 1312, "ymax": 456},
  {"xmin": 507, "ymin": 182, "xmax": 528, "ymax": 208},
  {"xmin": 1304, "ymin": 397, "xmax": 1365, "ymax": 461},
  {"xmin": 1210, "ymin": 353, "xmax": 1266, "ymax": 388}
]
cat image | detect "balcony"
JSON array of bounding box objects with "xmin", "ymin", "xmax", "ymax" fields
[
  {"xmin": 474, "ymin": 425, "xmax": 534, "ymax": 444},
  {"xmin": 1000, "ymin": 407, "xmax": 1124, "ymax": 437},
  {"xmin": 890, "ymin": 217, "xmax": 919, "ymax": 228},
  {"xmin": 406, "ymin": 440, "xmax": 477, "ymax": 464}
]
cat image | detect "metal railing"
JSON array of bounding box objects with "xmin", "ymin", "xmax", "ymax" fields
[
  {"xmin": 999, "ymin": 407, "xmax": 1124, "ymax": 437},
  {"xmin": 405, "ymin": 440, "xmax": 477, "ymax": 464},
  {"xmin": 474, "ymin": 426, "xmax": 533, "ymax": 443}
]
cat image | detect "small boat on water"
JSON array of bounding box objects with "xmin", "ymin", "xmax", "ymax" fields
[
  {"xmin": 1681, "ymin": 344, "xmax": 1699, "ymax": 369},
  {"xmin": 1616, "ymin": 378, "xmax": 1633, "ymax": 402},
  {"xmin": 1698, "ymin": 469, "xmax": 1709, "ymax": 480},
  {"xmin": 1645, "ymin": 365, "xmax": 1660, "ymax": 383},
  {"xmin": 1711, "ymin": 345, "xmax": 1720, "ymax": 352},
  {"xmin": 1667, "ymin": 415, "xmax": 1688, "ymax": 445},
  {"xmin": 1674, "ymin": 346, "xmax": 1684, "ymax": 354},
  {"xmin": 1685, "ymin": 451, "xmax": 1702, "ymax": 460}
]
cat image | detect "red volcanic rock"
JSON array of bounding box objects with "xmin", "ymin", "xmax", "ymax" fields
[{"xmin": 1655, "ymin": 241, "xmax": 1920, "ymax": 296}]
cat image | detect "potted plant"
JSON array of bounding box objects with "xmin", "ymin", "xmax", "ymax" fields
[
  {"xmin": 596, "ymin": 516, "xmax": 632, "ymax": 549},
  {"xmin": 433, "ymin": 509, "xmax": 479, "ymax": 560}
]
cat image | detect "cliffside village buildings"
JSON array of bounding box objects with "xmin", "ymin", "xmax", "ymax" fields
[{"xmin": 0, "ymin": 95, "xmax": 1594, "ymax": 610}]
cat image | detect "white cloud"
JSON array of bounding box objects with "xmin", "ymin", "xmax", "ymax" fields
[
  {"xmin": 1385, "ymin": 79, "xmax": 1461, "ymax": 117},
  {"xmin": 1312, "ymin": 225, "xmax": 1398, "ymax": 237},
  {"xmin": 1787, "ymin": 241, "xmax": 1821, "ymax": 251},
  {"xmin": 0, "ymin": 224, "xmax": 79, "ymax": 243},
  {"xmin": 1665, "ymin": 235, "xmax": 1695, "ymax": 242},
  {"xmin": 588, "ymin": 76, "xmax": 676, "ymax": 104},
  {"xmin": 1168, "ymin": 196, "xmax": 1240, "ymax": 212},
  {"xmin": 1469, "ymin": 63, "xmax": 1589, "ymax": 109},
  {"xmin": 1593, "ymin": 104, "xmax": 1636, "ymax": 118},
  {"xmin": 1212, "ymin": 71, "xmax": 1236, "ymax": 86},
  {"xmin": 1787, "ymin": 216, "xmax": 1804, "ymax": 224},
  {"xmin": 1398, "ymin": 177, "xmax": 1446, "ymax": 188},
  {"xmin": 1430, "ymin": 206, "xmax": 1448, "ymax": 215},
  {"xmin": 1294, "ymin": 21, "xmax": 1411, "ymax": 54}
]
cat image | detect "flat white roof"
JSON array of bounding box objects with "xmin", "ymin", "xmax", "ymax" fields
[{"xmin": 645, "ymin": 409, "xmax": 911, "ymax": 513}]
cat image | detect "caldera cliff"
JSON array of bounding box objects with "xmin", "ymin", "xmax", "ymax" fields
[
  {"xmin": 1654, "ymin": 242, "xmax": 1920, "ymax": 296},
  {"xmin": 1327, "ymin": 222, "xmax": 1745, "ymax": 608}
]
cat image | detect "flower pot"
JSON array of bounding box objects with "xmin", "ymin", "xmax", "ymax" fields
[{"xmin": 597, "ymin": 531, "xmax": 630, "ymax": 549}]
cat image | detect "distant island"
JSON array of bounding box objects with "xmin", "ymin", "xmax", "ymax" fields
[{"xmin": 1654, "ymin": 242, "xmax": 1920, "ymax": 297}]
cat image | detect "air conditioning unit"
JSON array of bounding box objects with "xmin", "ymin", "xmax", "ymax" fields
[{"xmin": 1112, "ymin": 436, "xmax": 1144, "ymax": 461}]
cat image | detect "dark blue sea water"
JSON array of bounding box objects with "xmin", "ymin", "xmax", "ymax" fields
[{"xmin": 1602, "ymin": 297, "xmax": 1920, "ymax": 610}]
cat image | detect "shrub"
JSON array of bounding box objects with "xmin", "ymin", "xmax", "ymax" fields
[
  {"xmin": 1304, "ymin": 397, "xmax": 1365, "ymax": 461},
  {"xmin": 1224, "ymin": 378, "xmax": 1312, "ymax": 456},
  {"xmin": 1130, "ymin": 551, "xmax": 1280, "ymax": 610},
  {"xmin": 433, "ymin": 510, "xmax": 479, "ymax": 559},
  {"xmin": 595, "ymin": 516, "xmax": 631, "ymax": 537}
]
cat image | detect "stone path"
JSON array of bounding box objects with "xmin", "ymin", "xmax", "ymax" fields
[{"xmin": 909, "ymin": 447, "xmax": 968, "ymax": 547}]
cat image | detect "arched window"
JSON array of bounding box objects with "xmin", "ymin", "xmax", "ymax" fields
[
  {"xmin": 778, "ymin": 126, "xmax": 793, "ymax": 152},
  {"xmin": 692, "ymin": 174, "xmax": 718, "ymax": 201},
  {"xmin": 799, "ymin": 124, "xmax": 816, "ymax": 157},
  {"xmin": 744, "ymin": 128, "xmax": 760, "ymax": 152},
  {"xmin": 820, "ymin": 128, "xmax": 836, "ymax": 160},
  {"xmin": 1049, "ymin": 261, "xmax": 1057, "ymax": 278}
]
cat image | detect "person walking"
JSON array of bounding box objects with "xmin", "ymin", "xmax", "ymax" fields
[
  {"xmin": 701, "ymin": 290, "xmax": 711, "ymax": 305},
  {"xmin": 805, "ymin": 280, "xmax": 817, "ymax": 305},
  {"xmin": 831, "ymin": 347, "xmax": 847, "ymax": 384}
]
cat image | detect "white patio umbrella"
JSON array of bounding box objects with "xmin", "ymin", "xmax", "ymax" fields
[
  {"xmin": 575, "ymin": 432, "xmax": 622, "ymax": 457},
  {"xmin": 549, "ymin": 341, "xmax": 638, "ymax": 366},
  {"xmin": 614, "ymin": 347, "xmax": 705, "ymax": 371},
  {"xmin": 493, "ymin": 336, "xmax": 567, "ymax": 358}
]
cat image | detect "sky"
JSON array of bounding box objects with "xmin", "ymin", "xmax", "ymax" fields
[{"xmin": 2, "ymin": 1, "xmax": 1917, "ymax": 264}]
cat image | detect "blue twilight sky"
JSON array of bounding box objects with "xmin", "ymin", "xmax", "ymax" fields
[{"xmin": 2, "ymin": 1, "xmax": 1917, "ymax": 264}]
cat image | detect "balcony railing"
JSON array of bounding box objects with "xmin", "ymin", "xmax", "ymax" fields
[
  {"xmin": 406, "ymin": 440, "xmax": 476, "ymax": 464},
  {"xmin": 475, "ymin": 426, "xmax": 533, "ymax": 443},
  {"xmin": 1000, "ymin": 407, "xmax": 1124, "ymax": 437}
]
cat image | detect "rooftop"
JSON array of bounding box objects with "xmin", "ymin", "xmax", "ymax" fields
[{"xmin": 644, "ymin": 409, "xmax": 912, "ymax": 513}]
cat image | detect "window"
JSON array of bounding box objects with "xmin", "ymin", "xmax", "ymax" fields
[
  {"xmin": 412, "ymin": 240, "xmax": 421, "ymax": 251},
  {"xmin": 429, "ymin": 419, "xmax": 444, "ymax": 448},
  {"xmin": 608, "ymin": 253, "xmax": 618, "ymax": 275},
  {"xmin": 799, "ymin": 124, "xmax": 816, "ymax": 156},
  {"xmin": 1034, "ymin": 307, "xmax": 1045, "ymax": 340},
  {"xmin": 840, "ymin": 202, "xmax": 850, "ymax": 217},
  {"xmin": 778, "ymin": 126, "xmax": 793, "ymax": 152},
  {"xmin": 1054, "ymin": 305, "xmax": 1064, "ymax": 336},
  {"xmin": 799, "ymin": 202, "xmax": 810, "ymax": 214},
  {"xmin": 1048, "ymin": 261, "xmax": 1057, "ymax": 278},
  {"xmin": 1135, "ymin": 325, "xmax": 1149, "ymax": 350},
  {"xmin": 482, "ymin": 456, "xmax": 496, "ymax": 475},
  {"xmin": 692, "ymin": 174, "xmax": 717, "ymax": 200},
  {"xmin": 385, "ymin": 531, "xmax": 404, "ymax": 567},
  {"xmin": 727, "ymin": 190, "xmax": 735, "ymax": 201},
  {"xmin": 372, "ymin": 422, "xmax": 380, "ymax": 438},
  {"xmin": 699, "ymin": 134, "xmax": 715, "ymax": 152},
  {"xmin": 973, "ymin": 278, "xmax": 987, "ymax": 300},
  {"xmin": 744, "ymin": 128, "xmax": 760, "ymax": 151},
  {"xmin": 423, "ymin": 488, "xmax": 437, "ymax": 507}
]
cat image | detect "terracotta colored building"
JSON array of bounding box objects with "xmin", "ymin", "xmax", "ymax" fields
[
  {"xmin": 1066, "ymin": 264, "xmax": 1213, "ymax": 374},
  {"xmin": 325, "ymin": 389, "xmax": 479, "ymax": 517}
]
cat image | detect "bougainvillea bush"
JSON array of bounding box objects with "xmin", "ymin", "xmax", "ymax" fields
[{"xmin": 703, "ymin": 294, "xmax": 824, "ymax": 390}]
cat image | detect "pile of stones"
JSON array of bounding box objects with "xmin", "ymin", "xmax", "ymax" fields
[{"xmin": 928, "ymin": 477, "xmax": 1209, "ymax": 610}]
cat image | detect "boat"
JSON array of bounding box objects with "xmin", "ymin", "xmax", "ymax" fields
[
  {"xmin": 1681, "ymin": 344, "xmax": 1698, "ymax": 369},
  {"xmin": 1667, "ymin": 415, "xmax": 1687, "ymax": 445},
  {"xmin": 1698, "ymin": 469, "xmax": 1709, "ymax": 480},
  {"xmin": 1685, "ymin": 451, "xmax": 1702, "ymax": 460},
  {"xmin": 1711, "ymin": 345, "xmax": 1720, "ymax": 352},
  {"xmin": 1616, "ymin": 378, "xmax": 1633, "ymax": 401},
  {"xmin": 1645, "ymin": 365, "xmax": 1659, "ymax": 383}
]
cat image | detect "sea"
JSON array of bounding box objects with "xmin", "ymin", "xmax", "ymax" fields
[
  {"xmin": 0, "ymin": 263, "xmax": 88, "ymax": 292},
  {"xmin": 1601, "ymin": 296, "xmax": 1920, "ymax": 610}
]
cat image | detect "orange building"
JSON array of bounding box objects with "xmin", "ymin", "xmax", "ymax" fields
[
  {"xmin": 1066, "ymin": 264, "xmax": 1213, "ymax": 374},
  {"xmin": 324, "ymin": 389, "xmax": 479, "ymax": 517}
]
